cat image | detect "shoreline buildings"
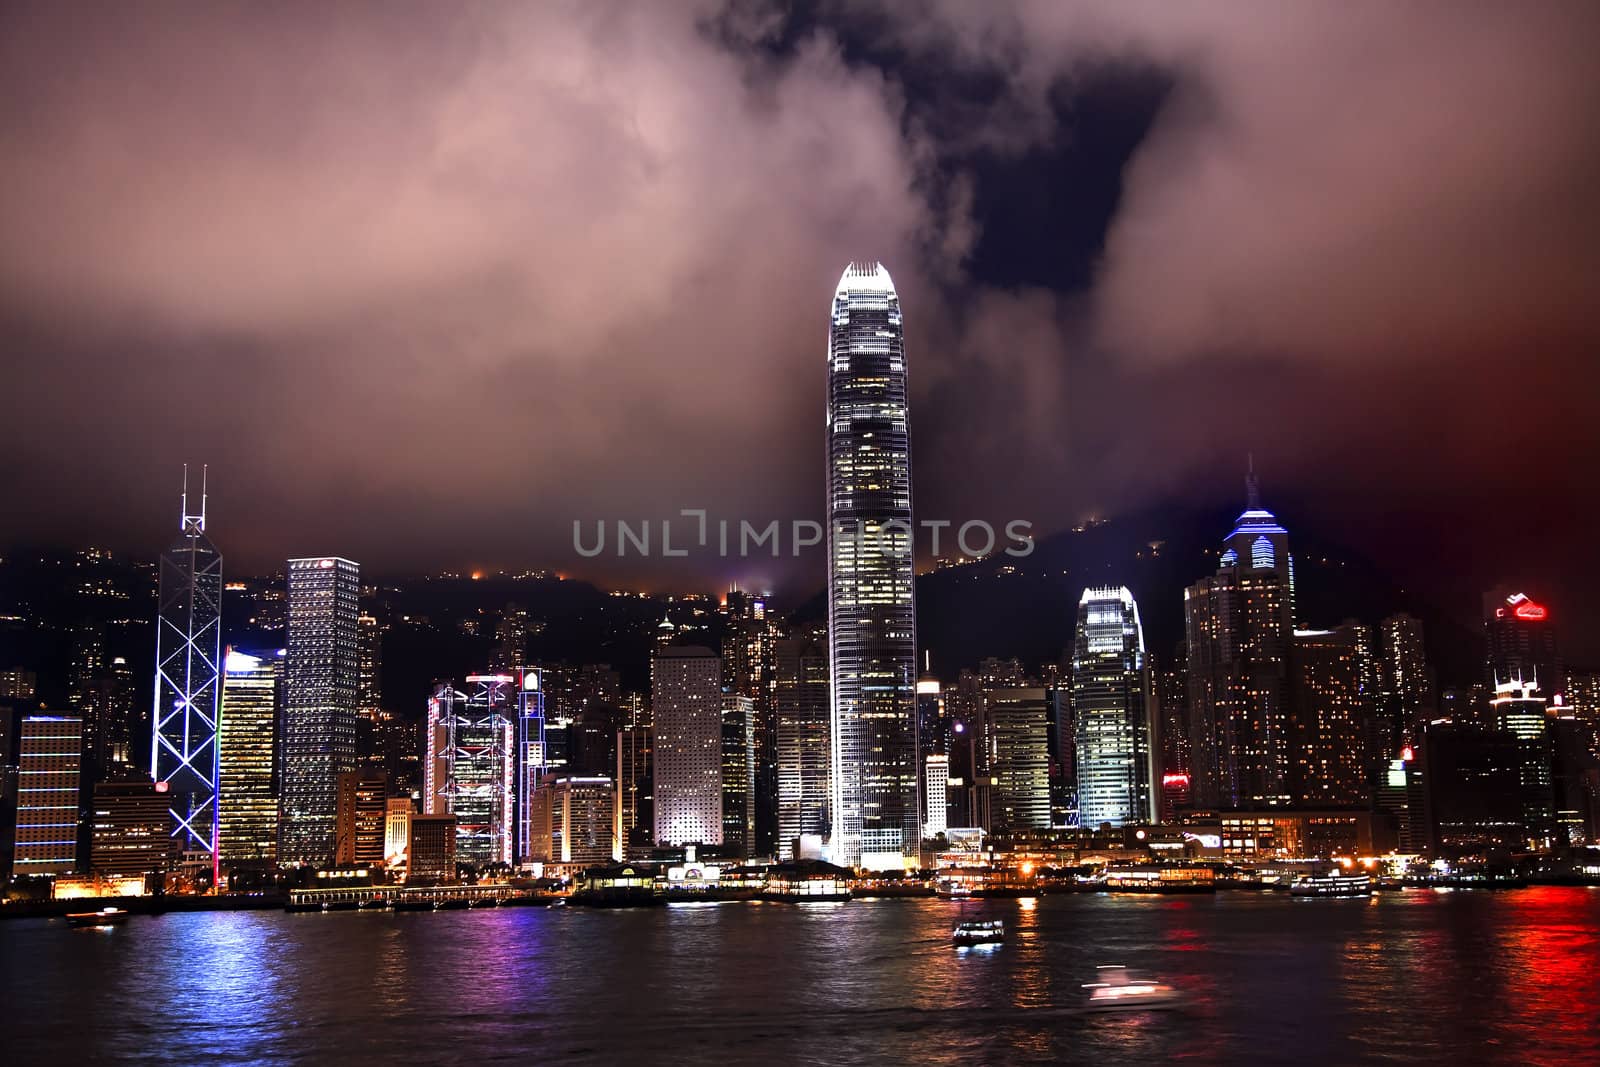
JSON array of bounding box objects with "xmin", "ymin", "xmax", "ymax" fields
[
  {"xmin": 424, "ymin": 675, "xmax": 517, "ymax": 868},
  {"xmin": 825, "ymin": 261, "xmax": 919, "ymax": 870}
]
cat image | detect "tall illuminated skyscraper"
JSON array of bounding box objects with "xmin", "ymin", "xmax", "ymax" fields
[
  {"xmin": 1185, "ymin": 464, "xmax": 1295, "ymax": 809},
  {"xmin": 150, "ymin": 467, "xmax": 223, "ymax": 863},
  {"xmin": 652, "ymin": 645, "xmax": 723, "ymax": 847},
  {"xmin": 1072, "ymin": 587, "xmax": 1156, "ymax": 827},
  {"xmin": 279, "ymin": 557, "xmax": 359, "ymax": 865},
  {"xmin": 217, "ymin": 648, "xmax": 281, "ymax": 863},
  {"xmin": 826, "ymin": 261, "xmax": 918, "ymax": 870}
]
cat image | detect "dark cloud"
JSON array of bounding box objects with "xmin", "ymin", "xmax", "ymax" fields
[{"xmin": 2, "ymin": 1, "xmax": 1598, "ymax": 652}]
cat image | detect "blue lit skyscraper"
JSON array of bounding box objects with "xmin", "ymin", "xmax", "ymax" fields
[
  {"xmin": 279, "ymin": 557, "xmax": 359, "ymax": 865},
  {"xmin": 1185, "ymin": 463, "xmax": 1296, "ymax": 809},
  {"xmin": 826, "ymin": 261, "xmax": 918, "ymax": 870},
  {"xmin": 1072, "ymin": 587, "xmax": 1155, "ymax": 827},
  {"xmin": 150, "ymin": 467, "xmax": 223, "ymax": 864}
]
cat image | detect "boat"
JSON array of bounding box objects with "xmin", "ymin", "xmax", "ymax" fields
[
  {"xmin": 1083, "ymin": 966, "xmax": 1183, "ymax": 1011},
  {"xmin": 1289, "ymin": 871, "xmax": 1372, "ymax": 897},
  {"xmin": 952, "ymin": 919, "xmax": 1005, "ymax": 946},
  {"xmin": 65, "ymin": 907, "xmax": 130, "ymax": 927}
]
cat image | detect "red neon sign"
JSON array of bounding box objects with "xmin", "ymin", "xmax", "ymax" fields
[
  {"xmin": 1499, "ymin": 593, "xmax": 1548, "ymax": 621},
  {"xmin": 1162, "ymin": 773, "xmax": 1191, "ymax": 786}
]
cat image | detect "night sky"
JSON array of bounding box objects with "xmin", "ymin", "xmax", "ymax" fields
[{"xmin": 2, "ymin": 2, "xmax": 1598, "ymax": 654}]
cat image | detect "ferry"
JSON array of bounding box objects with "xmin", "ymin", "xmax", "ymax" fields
[
  {"xmin": 1083, "ymin": 966, "xmax": 1183, "ymax": 1012},
  {"xmin": 65, "ymin": 907, "xmax": 130, "ymax": 928},
  {"xmin": 952, "ymin": 919, "xmax": 1005, "ymax": 946},
  {"xmin": 1289, "ymin": 871, "xmax": 1372, "ymax": 897}
]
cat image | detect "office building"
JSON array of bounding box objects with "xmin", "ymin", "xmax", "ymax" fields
[
  {"xmin": 652, "ymin": 646, "xmax": 723, "ymax": 846},
  {"xmin": 1291, "ymin": 624, "xmax": 1372, "ymax": 806},
  {"xmin": 923, "ymin": 754, "xmax": 950, "ymax": 839},
  {"xmin": 1378, "ymin": 613, "xmax": 1435, "ymax": 754},
  {"xmin": 89, "ymin": 778, "xmax": 170, "ymax": 877},
  {"xmin": 217, "ymin": 649, "xmax": 281, "ymax": 863},
  {"xmin": 14, "ymin": 716, "xmax": 83, "ymax": 876},
  {"xmin": 1072, "ymin": 587, "xmax": 1156, "ymax": 827},
  {"xmin": 150, "ymin": 468, "xmax": 224, "ymax": 861},
  {"xmin": 424, "ymin": 674, "xmax": 516, "ymax": 869},
  {"xmin": 1153, "ymin": 643, "xmax": 1191, "ymax": 818},
  {"xmin": 384, "ymin": 798, "xmax": 412, "ymax": 866},
  {"xmin": 280, "ymin": 556, "xmax": 360, "ymax": 865},
  {"xmin": 987, "ymin": 687, "xmax": 1052, "ymax": 835},
  {"xmin": 1491, "ymin": 676, "xmax": 1555, "ymax": 849},
  {"xmin": 407, "ymin": 813, "xmax": 457, "ymax": 885},
  {"xmin": 722, "ymin": 694, "xmax": 755, "ymax": 855},
  {"xmin": 335, "ymin": 770, "xmax": 389, "ymax": 866},
  {"xmin": 617, "ymin": 721, "xmax": 653, "ymax": 859},
  {"xmin": 515, "ymin": 667, "xmax": 548, "ymax": 864},
  {"xmin": 1185, "ymin": 463, "xmax": 1295, "ymax": 809},
  {"xmin": 548, "ymin": 775, "xmax": 618, "ymax": 866},
  {"xmin": 723, "ymin": 588, "xmax": 780, "ymax": 854},
  {"xmin": 1484, "ymin": 589, "xmax": 1562, "ymax": 701},
  {"xmin": 775, "ymin": 632, "xmax": 830, "ymax": 860},
  {"xmin": 357, "ymin": 612, "xmax": 382, "ymax": 718},
  {"xmin": 826, "ymin": 261, "xmax": 918, "ymax": 869}
]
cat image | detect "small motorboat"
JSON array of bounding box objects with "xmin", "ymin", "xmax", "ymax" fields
[
  {"xmin": 952, "ymin": 919, "xmax": 1005, "ymax": 946},
  {"xmin": 1083, "ymin": 966, "xmax": 1182, "ymax": 1011},
  {"xmin": 65, "ymin": 907, "xmax": 130, "ymax": 928}
]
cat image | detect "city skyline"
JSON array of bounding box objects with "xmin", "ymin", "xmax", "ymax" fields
[{"xmin": 3, "ymin": 5, "xmax": 1599, "ymax": 1063}]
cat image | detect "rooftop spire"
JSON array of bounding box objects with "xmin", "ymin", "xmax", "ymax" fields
[
  {"xmin": 180, "ymin": 463, "xmax": 208, "ymax": 534},
  {"xmin": 1245, "ymin": 453, "xmax": 1261, "ymax": 511}
]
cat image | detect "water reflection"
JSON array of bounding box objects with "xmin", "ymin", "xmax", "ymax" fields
[{"xmin": 3, "ymin": 890, "xmax": 1599, "ymax": 1065}]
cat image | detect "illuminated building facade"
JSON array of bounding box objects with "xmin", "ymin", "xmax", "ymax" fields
[
  {"xmin": 1378, "ymin": 613, "xmax": 1435, "ymax": 754},
  {"xmin": 515, "ymin": 667, "xmax": 547, "ymax": 863},
  {"xmin": 988, "ymin": 687, "xmax": 1052, "ymax": 834},
  {"xmin": 1072, "ymin": 587, "xmax": 1156, "ymax": 827},
  {"xmin": 652, "ymin": 646, "xmax": 723, "ymax": 846},
  {"xmin": 150, "ymin": 468, "xmax": 223, "ymax": 861},
  {"xmin": 1185, "ymin": 465, "xmax": 1295, "ymax": 809},
  {"xmin": 89, "ymin": 779, "xmax": 170, "ymax": 877},
  {"xmin": 280, "ymin": 556, "xmax": 360, "ymax": 865},
  {"xmin": 923, "ymin": 754, "xmax": 949, "ymax": 839},
  {"xmin": 217, "ymin": 648, "xmax": 281, "ymax": 863},
  {"xmin": 826, "ymin": 261, "xmax": 918, "ymax": 869},
  {"xmin": 722, "ymin": 694, "xmax": 756, "ymax": 854},
  {"xmin": 14, "ymin": 716, "xmax": 83, "ymax": 875},
  {"xmin": 384, "ymin": 798, "xmax": 412, "ymax": 866},
  {"xmin": 425, "ymin": 675, "xmax": 516, "ymax": 868},
  {"xmin": 407, "ymin": 814, "xmax": 457, "ymax": 885},
  {"xmin": 1492, "ymin": 676, "xmax": 1555, "ymax": 849},
  {"xmin": 1484, "ymin": 589, "xmax": 1562, "ymax": 701},
  {"xmin": 549, "ymin": 775, "xmax": 617, "ymax": 865},
  {"xmin": 1290, "ymin": 624, "xmax": 1372, "ymax": 805},
  {"xmin": 775, "ymin": 632, "xmax": 830, "ymax": 859},
  {"xmin": 335, "ymin": 770, "xmax": 389, "ymax": 866},
  {"xmin": 616, "ymin": 724, "xmax": 652, "ymax": 858},
  {"xmin": 357, "ymin": 612, "xmax": 382, "ymax": 718},
  {"xmin": 723, "ymin": 588, "xmax": 780, "ymax": 854}
]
